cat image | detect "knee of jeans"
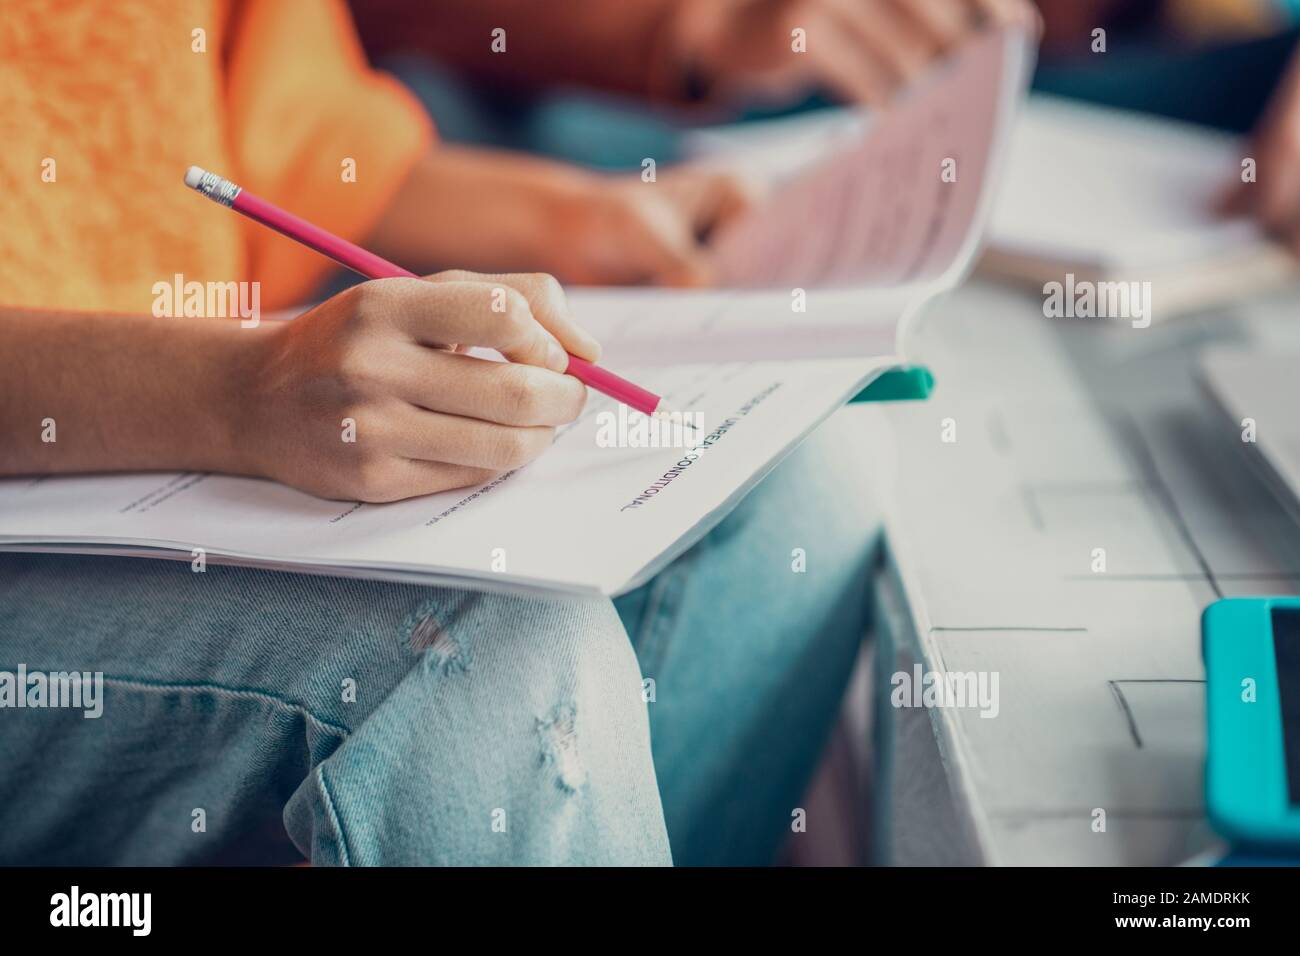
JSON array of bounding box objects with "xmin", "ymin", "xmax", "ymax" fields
[
  {"xmin": 522, "ymin": 596, "xmax": 651, "ymax": 799},
  {"xmin": 501, "ymin": 593, "xmax": 640, "ymax": 708},
  {"xmin": 395, "ymin": 590, "xmax": 643, "ymax": 721},
  {"xmin": 286, "ymin": 593, "xmax": 664, "ymax": 865},
  {"xmin": 294, "ymin": 588, "xmax": 638, "ymax": 730},
  {"xmin": 388, "ymin": 592, "xmax": 648, "ymax": 795}
]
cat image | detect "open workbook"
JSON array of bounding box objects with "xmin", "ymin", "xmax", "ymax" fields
[{"xmin": 0, "ymin": 27, "xmax": 1031, "ymax": 596}]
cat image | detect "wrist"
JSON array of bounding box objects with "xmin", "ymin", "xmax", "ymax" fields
[
  {"xmin": 180, "ymin": 317, "xmax": 277, "ymax": 479},
  {"xmin": 372, "ymin": 147, "xmax": 597, "ymax": 275}
]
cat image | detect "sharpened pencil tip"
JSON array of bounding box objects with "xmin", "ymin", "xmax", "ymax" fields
[{"xmin": 652, "ymin": 403, "xmax": 701, "ymax": 438}]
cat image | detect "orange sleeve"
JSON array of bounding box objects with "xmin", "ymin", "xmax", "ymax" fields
[{"xmin": 223, "ymin": 0, "xmax": 434, "ymax": 309}]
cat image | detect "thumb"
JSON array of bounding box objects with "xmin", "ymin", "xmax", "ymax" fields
[
  {"xmin": 662, "ymin": 169, "xmax": 762, "ymax": 240},
  {"xmin": 657, "ymin": 251, "xmax": 716, "ymax": 288},
  {"xmin": 632, "ymin": 217, "xmax": 716, "ymax": 287},
  {"xmin": 612, "ymin": 187, "xmax": 719, "ymax": 286}
]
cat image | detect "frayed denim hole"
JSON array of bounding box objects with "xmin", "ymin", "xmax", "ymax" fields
[
  {"xmin": 537, "ymin": 701, "xmax": 586, "ymax": 794},
  {"xmin": 399, "ymin": 605, "xmax": 470, "ymax": 675}
]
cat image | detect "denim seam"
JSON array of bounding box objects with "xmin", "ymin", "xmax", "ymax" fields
[
  {"xmin": 314, "ymin": 765, "xmax": 353, "ymax": 867},
  {"xmin": 0, "ymin": 666, "xmax": 353, "ymax": 740},
  {"xmin": 634, "ymin": 577, "xmax": 671, "ymax": 674},
  {"xmin": 636, "ymin": 546, "xmax": 697, "ymax": 676}
]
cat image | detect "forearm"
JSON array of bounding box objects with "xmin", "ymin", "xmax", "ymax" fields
[
  {"xmin": 367, "ymin": 145, "xmax": 592, "ymax": 276},
  {"xmin": 0, "ymin": 308, "xmax": 267, "ymax": 477},
  {"xmin": 351, "ymin": 0, "xmax": 699, "ymax": 101}
]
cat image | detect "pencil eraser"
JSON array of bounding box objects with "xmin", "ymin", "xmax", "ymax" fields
[{"xmin": 183, "ymin": 165, "xmax": 205, "ymax": 189}]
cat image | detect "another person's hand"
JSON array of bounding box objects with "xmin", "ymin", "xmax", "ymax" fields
[
  {"xmin": 541, "ymin": 168, "xmax": 757, "ymax": 286},
  {"xmin": 664, "ymin": 0, "xmax": 1039, "ymax": 107},
  {"xmin": 370, "ymin": 145, "xmax": 756, "ymax": 287},
  {"xmin": 1226, "ymin": 48, "xmax": 1300, "ymax": 254},
  {"xmin": 241, "ymin": 271, "xmax": 597, "ymax": 502}
]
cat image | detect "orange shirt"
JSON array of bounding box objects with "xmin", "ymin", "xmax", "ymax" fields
[{"xmin": 0, "ymin": 0, "xmax": 433, "ymax": 313}]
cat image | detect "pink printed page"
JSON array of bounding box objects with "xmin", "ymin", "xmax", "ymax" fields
[{"xmin": 710, "ymin": 26, "xmax": 1030, "ymax": 289}]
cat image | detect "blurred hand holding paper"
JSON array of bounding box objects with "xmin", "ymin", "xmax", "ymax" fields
[{"xmin": 709, "ymin": 26, "xmax": 1028, "ymax": 292}]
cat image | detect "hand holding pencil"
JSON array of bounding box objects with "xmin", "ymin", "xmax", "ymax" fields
[
  {"xmin": 186, "ymin": 166, "xmax": 678, "ymax": 502},
  {"xmin": 239, "ymin": 272, "xmax": 591, "ymax": 501}
]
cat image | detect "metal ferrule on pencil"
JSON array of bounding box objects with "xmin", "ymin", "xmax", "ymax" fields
[{"xmin": 185, "ymin": 166, "xmax": 241, "ymax": 206}]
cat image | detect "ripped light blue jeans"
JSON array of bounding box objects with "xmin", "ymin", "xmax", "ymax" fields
[{"xmin": 0, "ymin": 409, "xmax": 882, "ymax": 865}]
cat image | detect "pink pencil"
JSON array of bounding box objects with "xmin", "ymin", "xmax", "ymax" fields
[{"xmin": 184, "ymin": 165, "xmax": 667, "ymax": 417}]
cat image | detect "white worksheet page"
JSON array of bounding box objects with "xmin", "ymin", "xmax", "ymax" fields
[{"xmin": 0, "ymin": 291, "xmax": 895, "ymax": 596}]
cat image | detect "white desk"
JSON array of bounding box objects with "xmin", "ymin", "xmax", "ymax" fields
[{"xmin": 867, "ymin": 278, "xmax": 1300, "ymax": 865}]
